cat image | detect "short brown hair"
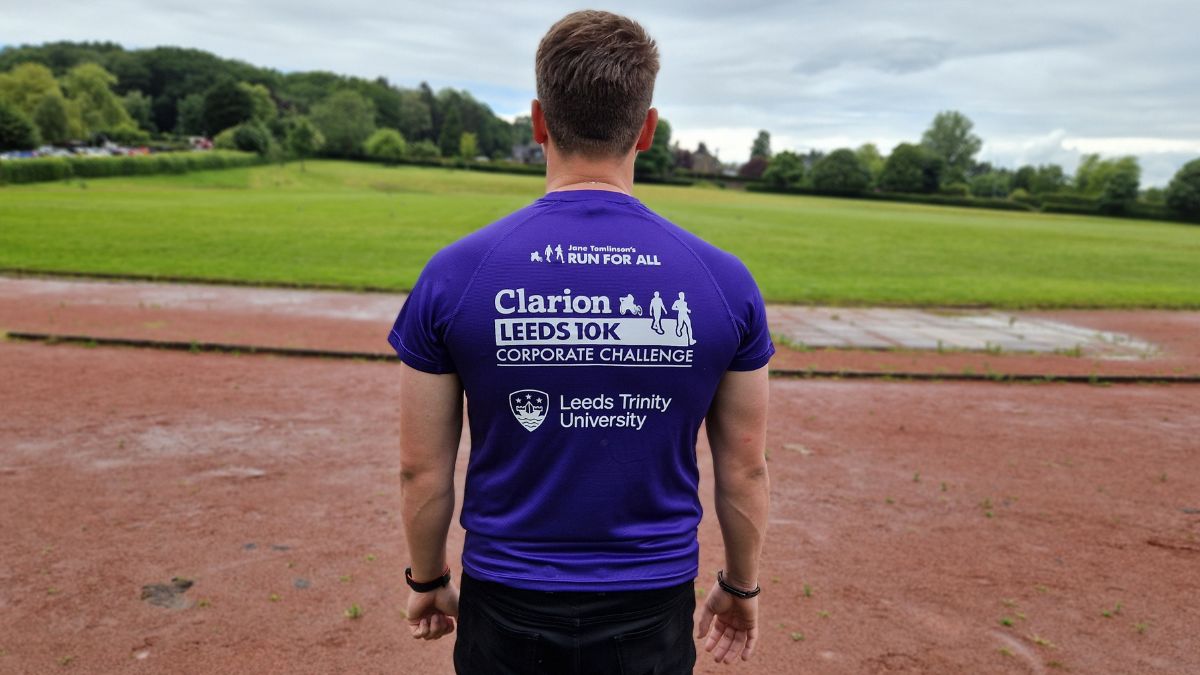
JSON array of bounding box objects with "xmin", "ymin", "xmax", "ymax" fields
[{"xmin": 535, "ymin": 10, "xmax": 659, "ymax": 157}]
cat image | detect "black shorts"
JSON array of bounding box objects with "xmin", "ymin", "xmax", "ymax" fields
[{"xmin": 454, "ymin": 571, "xmax": 696, "ymax": 675}]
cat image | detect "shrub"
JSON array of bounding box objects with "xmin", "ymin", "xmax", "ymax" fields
[
  {"xmin": 0, "ymin": 157, "xmax": 68, "ymax": 183},
  {"xmin": 940, "ymin": 182, "xmax": 970, "ymax": 197},
  {"xmin": 811, "ymin": 148, "xmax": 870, "ymax": 194},
  {"xmin": 364, "ymin": 128, "xmax": 408, "ymax": 164},
  {"xmin": 1040, "ymin": 192, "xmax": 1101, "ymax": 215},
  {"xmin": 106, "ymin": 123, "xmax": 151, "ymax": 145},
  {"xmin": 213, "ymin": 127, "xmax": 238, "ymax": 150},
  {"xmin": 232, "ymin": 122, "xmax": 272, "ymax": 155},
  {"xmin": 407, "ymin": 139, "xmax": 440, "ymax": 161}
]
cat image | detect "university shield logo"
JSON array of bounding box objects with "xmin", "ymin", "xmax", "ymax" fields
[{"xmin": 509, "ymin": 389, "xmax": 549, "ymax": 432}]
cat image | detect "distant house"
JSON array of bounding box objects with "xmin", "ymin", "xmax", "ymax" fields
[
  {"xmin": 691, "ymin": 142, "xmax": 721, "ymax": 175},
  {"xmin": 512, "ymin": 143, "xmax": 545, "ymax": 164}
]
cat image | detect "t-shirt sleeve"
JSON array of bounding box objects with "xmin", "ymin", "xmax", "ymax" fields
[
  {"xmin": 387, "ymin": 253, "xmax": 459, "ymax": 374},
  {"xmin": 727, "ymin": 260, "xmax": 775, "ymax": 372}
]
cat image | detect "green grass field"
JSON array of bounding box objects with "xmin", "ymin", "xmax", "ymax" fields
[{"xmin": 2, "ymin": 160, "xmax": 1198, "ymax": 307}]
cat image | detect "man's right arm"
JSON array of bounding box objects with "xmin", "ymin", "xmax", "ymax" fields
[{"xmin": 697, "ymin": 365, "xmax": 770, "ymax": 664}]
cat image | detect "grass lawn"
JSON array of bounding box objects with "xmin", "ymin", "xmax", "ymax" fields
[{"xmin": 1, "ymin": 160, "xmax": 1198, "ymax": 307}]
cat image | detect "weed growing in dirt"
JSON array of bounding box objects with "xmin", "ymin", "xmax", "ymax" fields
[
  {"xmin": 817, "ymin": 611, "xmax": 830, "ymax": 618},
  {"xmin": 1134, "ymin": 622, "xmax": 1148, "ymax": 634},
  {"xmin": 999, "ymin": 617, "xmax": 1015, "ymax": 627},
  {"xmin": 197, "ymin": 599, "xmax": 211, "ymax": 608},
  {"xmin": 47, "ymin": 587, "xmax": 60, "ymax": 595},
  {"xmin": 1047, "ymin": 661, "xmax": 1066, "ymax": 669},
  {"xmin": 803, "ymin": 584, "xmax": 814, "ymax": 598},
  {"xmin": 790, "ymin": 632, "xmax": 805, "ymax": 642},
  {"xmin": 268, "ymin": 593, "xmax": 281, "ymax": 602},
  {"xmin": 58, "ymin": 655, "xmax": 75, "ymax": 666},
  {"xmin": 345, "ymin": 604, "xmax": 363, "ymax": 620},
  {"xmin": 885, "ymin": 497, "xmax": 895, "ymax": 505},
  {"xmin": 1101, "ymin": 602, "xmax": 1123, "ymax": 618},
  {"xmin": 1028, "ymin": 634, "xmax": 1055, "ymax": 649},
  {"xmin": 940, "ymin": 482, "xmax": 948, "ymax": 492},
  {"xmin": 997, "ymin": 647, "xmax": 1014, "ymax": 657},
  {"xmin": 913, "ymin": 472, "xmax": 921, "ymax": 483},
  {"xmin": 1002, "ymin": 599, "xmax": 1017, "ymax": 608},
  {"xmin": 980, "ymin": 498, "xmax": 994, "ymax": 518},
  {"xmin": 1035, "ymin": 584, "xmax": 1049, "ymax": 594},
  {"xmin": 339, "ymin": 575, "xmax": 352, "ymax": 583},
  {"xmin": 365, "ymin": 554, "xmax": 376, "ymax": 562}
]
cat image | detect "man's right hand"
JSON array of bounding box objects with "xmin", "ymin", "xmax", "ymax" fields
[
  {"xmin": 405, "ymin": 582, "xmax": 459, "ymax": 641},
  {"xmin": 696, "ymin": 582, "xmax": 758, "ymax": 664}
]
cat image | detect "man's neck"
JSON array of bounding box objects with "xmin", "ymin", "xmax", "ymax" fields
[{"xmin": 544, "ymin": 146, "xmax": 636, "ymax": 195}]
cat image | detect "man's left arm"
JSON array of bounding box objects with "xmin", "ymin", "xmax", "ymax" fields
[{"xmin": 399, "ymin": 363, "xmax": 464, "ymax": 640}]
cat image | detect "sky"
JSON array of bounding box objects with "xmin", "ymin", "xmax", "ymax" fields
[{"xmin": 2, "ymin": 0, "xmax": 1198, "ymax": 185}]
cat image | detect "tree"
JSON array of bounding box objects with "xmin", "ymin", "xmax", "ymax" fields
[
  {"xmin": 0, "ymin": 62, "xmax": 60, "ymax": 116},
  {"xmin": 969, "ymin": 170, "xmax": 1012, "ymax": 198},
  {"xmin": 0, "ymin": 100, "xmax": 40, "ymax": 150},
  {"xmin": 310, "ymin": 89, "xmax": 376, "ymax": 157},
  {"xmin": 286, "ymin": 116, "xmax": 324, "ymax": 169},
  {"xmin": 1164, "ymin": 159, "xmax": 1200, "ymax": 219},
  {"xmin": 33, "ymin": 93, "xmax": 72, "ymax": 144},
  {"xmin": 511, "ymin": 115, "xmax": 533, "ymax": 146},
  {"xmin": 459, "ymin": 131, "xmax": 478, "ymax": 160},
  {"xmin": 634, "ymin": 118, "xmax": 673, "ymax": 180},
  {"xmin": 738, "ymin": 156, "xmax": 768, "ymax": 179},
  {"xmin": 202, "ymin": 79, "xmax": 254, "ymax": 136},
  {"xmin": 121, "ymin": 90, "xmax": 155, "ymax": 132},
  {"xmin": 238, "ymin": 82, "xmax": 276, "ymax": 123},
  {"xmin": 1075, "ymin": 154, "xmax": 1140, "ymax": 196},
  {"xmin": 62, "ymin": 62, "xmax": 135, "ymax": 136},
  {"xmin": 855, "ymin": 143, "xmax": 884, "ymax": 185},
  {"xmin": 175, "ymin": 93, "xmax": 206, "ymax": 135},
  {"xmin": 750, "ymin": 130, "xmax": 771, "ymax": 159},
  {"xmin": 879, "ymin": 142, "xmax": 941, "ymax": 193},
  {"xmin": 1100, "ymin": 170, "xmax": 1139, "ymax": 215},
  {"xmin": 365, "ymin": 128, "xmax": 407, "ymax": 164},
  {"xmin": 1030, "ymin": 164, "xmax": 1066, "ymax": 195},
  {"xmin": 107, "ymin": 122, "xmax": 150, "ymax": 145},
  {"xmin": 1012, "ymin": 165, "xmax": 1036, "ymax": 192},
  {"xmin": 437, "ymin": 105, "xmax": 463, "ymax": 157},
  {"xmin": 811, "ymin": 148, "xmax": 870, "ymax": 194},
  {"xmin": 920, "ymin": 110, "xmax": 981, "ymax": 186},
  {"xmin": 761, "ymin": 151, "xmax": 805, "ymax": 189}
]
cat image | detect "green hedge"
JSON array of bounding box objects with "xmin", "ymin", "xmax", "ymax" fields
[
  {"xmin": 747, "ymin": 183, "xmax": 1035, "ymax": 212},
  {"xmin": 0, "ymin": 151, "xmax": 266, "ymax": 185}
]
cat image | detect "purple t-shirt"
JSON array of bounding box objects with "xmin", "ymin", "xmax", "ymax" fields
[{"xmin": 389, "ymin": 189, "xmax": 774, "ymax": 591}]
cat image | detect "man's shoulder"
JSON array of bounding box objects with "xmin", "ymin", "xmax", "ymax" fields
[{"xmin": 638, "ymin": 205, "xmax": 754, "ymax": 284}]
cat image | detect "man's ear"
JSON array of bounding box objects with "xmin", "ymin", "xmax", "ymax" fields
[
  {"xmin": 531, "ymin": 99, "xmax": 549, "ymax": 145},
  {"xmin": 635, "ymin": 107, "xmax": 659, "ymax": 152}
]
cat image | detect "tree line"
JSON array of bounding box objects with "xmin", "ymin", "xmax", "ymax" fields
[
  {"xmin": 677, "ymin": 114, "xmax": 1200, "ymax": 221},
  {"xmin": 0, "ymin": 41, "xmax": 521, "ymax": 164}
]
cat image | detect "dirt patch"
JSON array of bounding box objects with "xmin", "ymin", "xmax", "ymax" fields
[{"xmin": 1, "ymin": 341, "xmax": 1197, "ymax": 673}]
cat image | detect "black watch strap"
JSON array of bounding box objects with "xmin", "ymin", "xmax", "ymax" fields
[
  {"xmin": 717, "ymin": 570, "xmax": 761, "ymax": 599},
  {"xmin": 405, "ymin": 566, "xmax": 451, "ymax": 593}
]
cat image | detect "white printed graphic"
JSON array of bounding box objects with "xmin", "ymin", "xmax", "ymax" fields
[
  {"xmin": 494, "ymin": 288, "xmax": 698, "ymax": 367},
  {"xmin": 672, "ymin": 292, "xmax": 697, "ymax": 345},
  {"xmin": 529, "ymin": 243, "xmax": 662, "ymax": 267},
  {"xmin": 509, "ymin": 389, "xmax": 549, "ymax": 431}
]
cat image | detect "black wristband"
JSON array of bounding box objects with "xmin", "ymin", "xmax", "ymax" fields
[
  {"xmin": 405, "ymin": 566, "xmax": 451, "ymax": 593},
  {"xmin": 717, "ymin": 570, "xmax": 761, "ymax": 599}
]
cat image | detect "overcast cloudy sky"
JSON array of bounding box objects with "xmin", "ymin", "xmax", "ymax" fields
[{"xmin": 3, "ymin": 0, "xmax": 1198, "ymax": 185}]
